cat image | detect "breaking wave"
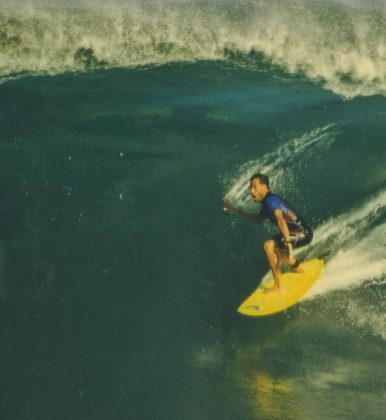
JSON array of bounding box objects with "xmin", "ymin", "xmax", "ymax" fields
[{"xmin": 1, "ymin": 0, "xmax": 386, "ymax": 97}]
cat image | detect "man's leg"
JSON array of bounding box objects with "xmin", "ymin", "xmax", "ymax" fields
[
  {"xmin": 277, "ymin": 249, "xmax": 305, "ymax": 273},
  {"xmin": 277, "ymin": 250, "xmax": 293, "ymax": 264},
  {"xmin": 263, "ymin": 239, "xmax": 282, "ymax": 292}
]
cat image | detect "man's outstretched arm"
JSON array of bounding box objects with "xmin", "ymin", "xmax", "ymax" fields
[{"xmin": 223, "ymin": 197, "xmax": 262, "ymax": 224}]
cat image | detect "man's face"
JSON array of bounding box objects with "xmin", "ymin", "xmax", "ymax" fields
[{"xmin": 250, "ymin": 178, "xmax": 268, "ymax": 202}]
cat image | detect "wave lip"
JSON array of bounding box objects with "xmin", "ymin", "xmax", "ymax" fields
[{"xmin": 1, "ymin": 1, "xmax": 386, "ymax": 97}]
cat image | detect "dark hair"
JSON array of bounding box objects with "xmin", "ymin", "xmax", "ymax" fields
[{"xmin": 250, "ymin": 173, "xmax": 270, "ymax": 188}]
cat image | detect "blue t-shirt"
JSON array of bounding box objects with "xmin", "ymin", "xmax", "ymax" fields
[{"xmin": 259, "ymin": 193, "xmax": 311, "ymax": 233}]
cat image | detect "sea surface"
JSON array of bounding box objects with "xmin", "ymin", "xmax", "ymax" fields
[{"xmin": 1, "ymin": 1, "xmax": 386, "ymax": 419}]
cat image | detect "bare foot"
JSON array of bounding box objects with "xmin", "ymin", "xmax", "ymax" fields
[
  {"xmin": 264, "ymin": 286, "xmax": 283, "ymax": 295},
  {"xmin": 288, "ymin": 256, "xmax": 296, "ymax": 265},
  {"xmin": 291, "ymin": 264, "xmax": 305, "ymax": 274}
]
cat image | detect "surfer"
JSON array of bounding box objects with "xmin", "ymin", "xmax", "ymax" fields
[{"xmin": 223, "ymin": 173, "xmax": 313, "ymax": 293}]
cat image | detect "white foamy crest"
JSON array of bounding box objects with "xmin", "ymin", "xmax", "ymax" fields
[{"xmin": 1, "ymin": 1, "xmax": 386, "ymax": 98}]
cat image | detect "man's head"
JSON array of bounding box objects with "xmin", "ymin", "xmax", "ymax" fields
[{"xmin": 250, "ymin": 173, "xmax": 270, "ymax": 202}]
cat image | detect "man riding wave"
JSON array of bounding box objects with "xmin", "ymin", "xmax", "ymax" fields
[{"xmin": 224, "ymin": 173, "xmax": 313, "ymax": 294}]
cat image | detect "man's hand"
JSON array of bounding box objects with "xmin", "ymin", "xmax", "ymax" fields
[
  {"xmin": 223, "ymin": 197, "xmax": 238, "ymax": 215},
  {"xmin": 223, "ymin": 197, "xmax": 262, "ymax": 223},
  {"xmin": 285, "ymin": 241, "xmax": 296, "ymax": 265}
]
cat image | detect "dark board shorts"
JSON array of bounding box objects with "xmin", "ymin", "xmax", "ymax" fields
[{"xmin": 272, "ymin": 227, "xmax": 313, "ymax": 251}]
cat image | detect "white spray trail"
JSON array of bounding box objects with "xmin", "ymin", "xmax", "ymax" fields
[
  {"xmin": 302, "ymin": 190, "xmax": 386, "ymax": 340},
  {"xmin": 305, "ymin": 189, "xmax": 386, "ymax": 299},
  {"xmin": 345, "ymin": 296, "xmax": 386, "ymax": 340}
]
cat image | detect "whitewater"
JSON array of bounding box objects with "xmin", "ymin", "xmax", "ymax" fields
[{"xmin": 1, "ymin": 0, "xmax": 386, "ymax": 97}]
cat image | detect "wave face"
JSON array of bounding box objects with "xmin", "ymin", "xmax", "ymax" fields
[
  {"xmin": 2, "ymin": 48, "xmax": 386, "ymax": 419},
  {"xmin": 1, "ymin": 0, "xmax": 386, "ymax": 97}
]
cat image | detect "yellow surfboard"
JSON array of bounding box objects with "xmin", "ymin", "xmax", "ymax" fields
[{"xmin": 238, "ymin": 258, "xmax": 324, "ymax": 316}]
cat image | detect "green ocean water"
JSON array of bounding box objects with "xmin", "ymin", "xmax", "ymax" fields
[{"xmin": 1, "ymin": 1, "xmax": 386, "ymax": 419}]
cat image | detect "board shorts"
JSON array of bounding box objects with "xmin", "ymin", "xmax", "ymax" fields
[{"xmin": 272, "ymin": 226, "xmax": 313, "ymax": 251}]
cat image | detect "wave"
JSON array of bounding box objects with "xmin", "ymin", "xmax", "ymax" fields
[
  {"xmin": 1, "ymin": 0, "xmax": 386, "ymax": 97},
  {"xmin": 223, "ymin": 124, "xmax": 337, "ymax": 212}
]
